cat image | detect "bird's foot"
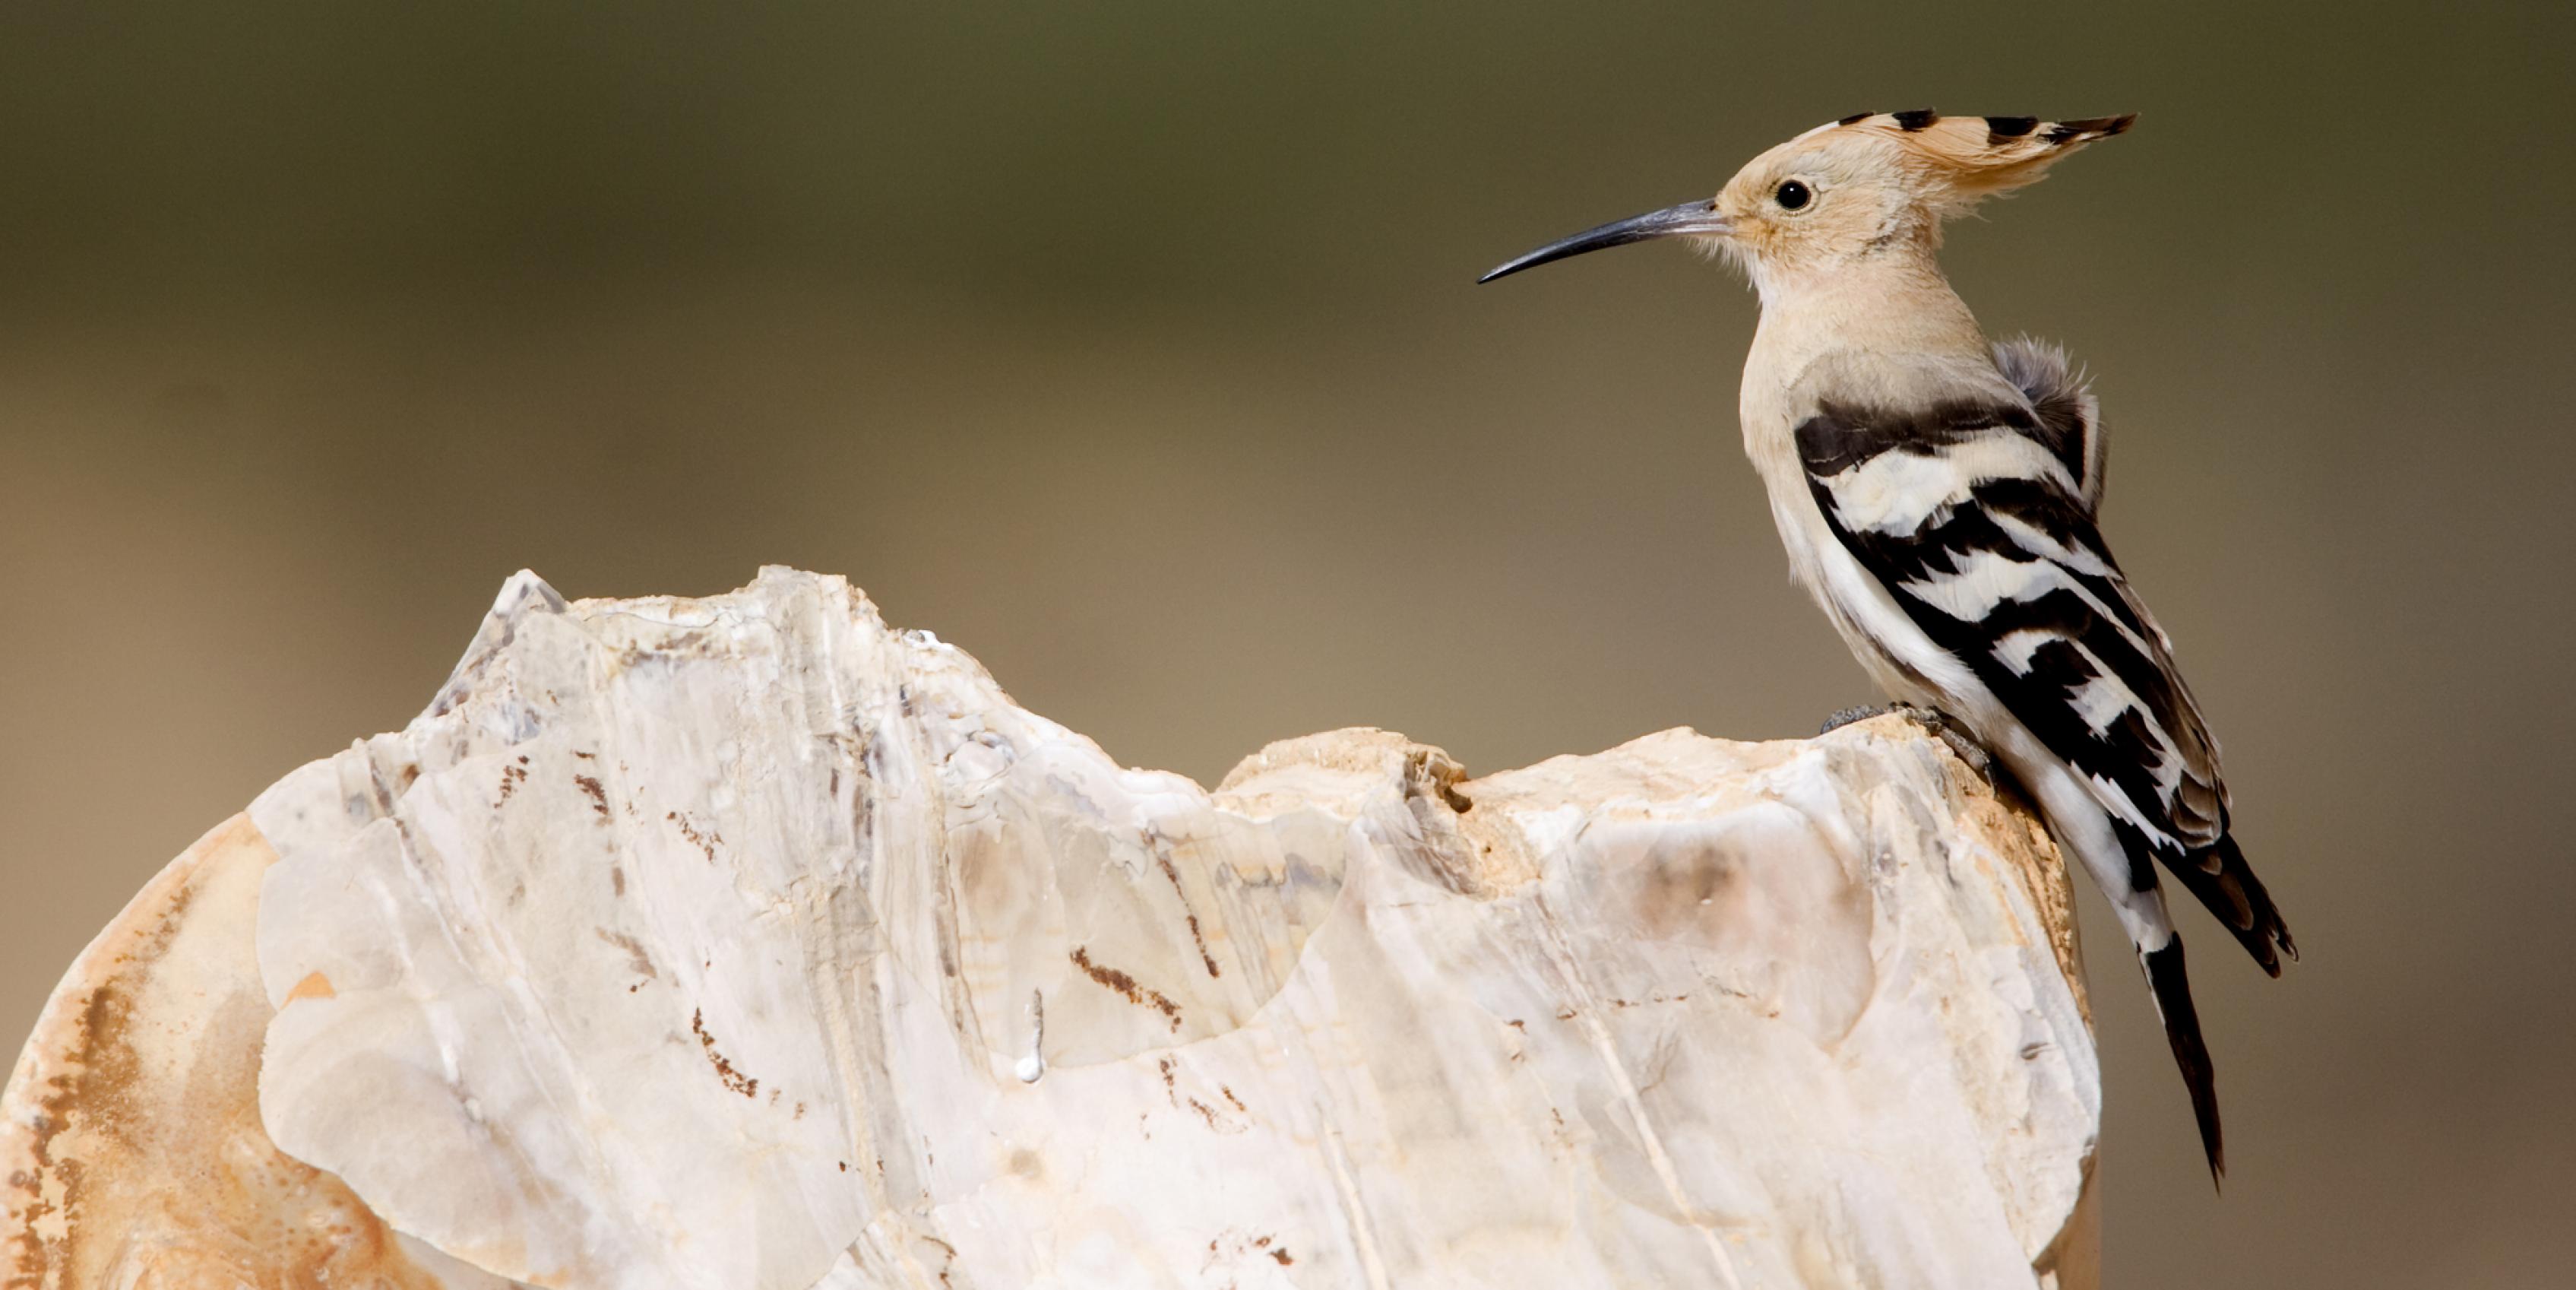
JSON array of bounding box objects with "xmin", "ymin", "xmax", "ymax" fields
[
  {"xmin": 1888, "ymin": 702, "xmax": 1995, "ymax": 778},
  {"xmin": 1822, "ymin": 702, "xmax": 1995, "ymax": 779},
  {"xmin": 1818, "ymin": 704, "xmax": 1888, "ymax": 734}
]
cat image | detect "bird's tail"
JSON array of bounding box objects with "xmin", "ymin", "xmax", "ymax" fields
[
  {"xmin": 2141, "ymin": 934, "xmax": 2225, "ymax": 1184},
  {"xmin": 2163, "ymin": 832, "xmax": 2297, "ymax": 976},
  {"xmin": 2104, "ymin": 817, "xmax": 2239, "ymax": 1183}
]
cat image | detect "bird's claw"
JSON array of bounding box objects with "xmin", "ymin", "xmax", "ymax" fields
[
  {"xmin": 1821, "ymin": 702, "xmax": 1995, "ymax": 779},
  {"xmin": 1889, "ymin": 702, "xmax": 1995, "ymax": 778}
]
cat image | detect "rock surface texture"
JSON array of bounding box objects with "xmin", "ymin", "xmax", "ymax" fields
[{"xmin": 5, "ymin": 567, "xmax": 2100, "ymax": 1289}]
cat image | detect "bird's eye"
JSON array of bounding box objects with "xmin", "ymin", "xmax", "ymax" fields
[{"xmin": 1775, "ymin": 180, "xmax": 1812, "ymax": 211}]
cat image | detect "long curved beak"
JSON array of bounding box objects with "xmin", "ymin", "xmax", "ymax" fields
[{"xmin": 1477, "ymin": 199, "xmax": 1732, "ymax": 284}]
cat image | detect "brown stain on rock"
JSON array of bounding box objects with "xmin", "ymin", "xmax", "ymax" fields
[
  {"xmin": 594, "ymin": 930, "xmax": 658, "ymax": 982},
  {"xmin": 1151, "ymin": 847, "xmax": 1223, "ymax": 980},
  {"xmin": 574, "ymin": 775, "xmax": 611, "ymax": 819},
  {"xmin": 691, "ymin": 1008, "xmax": 759, "ymax": 1098},
  {"xmin": 1068, "ymin": 947, "xmax": 1183, "ymax": 1032},
  {"xmin": 1184, "ymin": 913, "xmax": 1219, "ymax": 978},
  {"xmin": 666, "ymin": 811, "xmax": 721, "ymax": 864},
  {"xmin": 2, "ymin": 813, "xmax": 464, "ymax": 1289}
]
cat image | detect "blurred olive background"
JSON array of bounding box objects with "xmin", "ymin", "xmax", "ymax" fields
[{"xmin": 5, "ymin": 2, "xmax": 2571, "ymax": 1285}]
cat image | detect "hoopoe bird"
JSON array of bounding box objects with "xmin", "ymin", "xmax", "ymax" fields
[{"xmin": 1481, "ymin": 110, "xmax": 2293, "ymax": 1180}]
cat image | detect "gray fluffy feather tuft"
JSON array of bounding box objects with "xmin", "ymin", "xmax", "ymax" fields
[{"xmin": 1994, "ymin": 336, "xmax": 2106, "ymax": 513}]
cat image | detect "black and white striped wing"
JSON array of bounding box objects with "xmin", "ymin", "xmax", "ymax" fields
[{"xmin": 1796, "ymin": 396, "xmax": 2291, "ymax": 971}]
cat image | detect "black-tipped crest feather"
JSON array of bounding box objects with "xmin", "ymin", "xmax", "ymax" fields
[{"xmin": 1823, "ymin": 111, "xmax": 2138, "ymax": 214}]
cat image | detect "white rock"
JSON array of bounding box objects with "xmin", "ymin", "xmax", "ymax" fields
[{"xmin": 5, "ymin": 566, "xmax": 2100, "ymax": 1289}]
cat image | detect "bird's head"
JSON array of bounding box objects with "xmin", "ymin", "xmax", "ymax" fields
[{"xmin": 1480, "ymin": 111, "xmax": 2132, "ymax": 291}]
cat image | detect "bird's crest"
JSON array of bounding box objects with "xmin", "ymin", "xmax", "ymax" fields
[{"xmin": 1818, "ymin": 110, "xmax": 2135, "ymax": 215}]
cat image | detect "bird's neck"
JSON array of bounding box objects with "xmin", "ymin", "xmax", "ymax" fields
[
  {"xmin": 1745, "ymin": 251, "xmax": 1989, "ymax": 391},
  {"xmin": 1736, "ymin": 249, "xmax": 1998, "ymax": 506}
]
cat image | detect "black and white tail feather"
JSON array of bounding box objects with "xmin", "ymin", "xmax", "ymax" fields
[{"xmin": 1795, "ymin": 344, "xmax": 2294, "ymax": 1180}]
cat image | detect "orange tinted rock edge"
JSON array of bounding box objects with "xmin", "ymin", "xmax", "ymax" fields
[{"xmin": 0, "ymin": 813, "xmax": 489, "ymax": 1290}]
